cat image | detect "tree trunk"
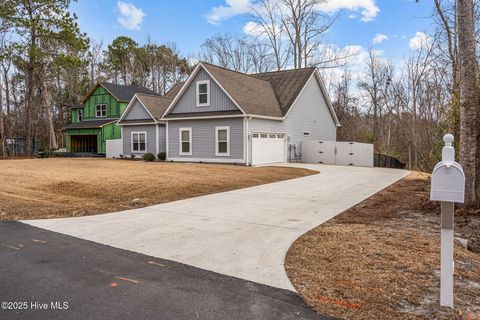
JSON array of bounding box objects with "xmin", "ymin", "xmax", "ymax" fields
[
  {"xmin": 0, "ymin": 74, "xmax": 5, "ymax": 158},
  {"xmin": 42, "ymin": 66, "xmax": 58, "ymax": 150},
  {"xmin": 457, "ymin": 0, "xmax": 479, "ymax": 206}
]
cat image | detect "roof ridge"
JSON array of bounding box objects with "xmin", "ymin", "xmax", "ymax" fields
[
  {"xmin": 136, "ymin": 92, "xmax": 168, "ymax": 99},
  {"xmin": 201, "ymin": 62, "xmax": 273, "ymax": 83},
  {"xmin": 252, "ymin": 66, "xmax": 316, "ymax": 76}
]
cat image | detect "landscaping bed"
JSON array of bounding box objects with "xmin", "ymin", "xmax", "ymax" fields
[
  {"xmin": 0, "ymin": 158, "xmax": 315, "ymax": 220},
  {"xmin": 286, "ymin": 172, "xmax": 480, "ymax": 320}
]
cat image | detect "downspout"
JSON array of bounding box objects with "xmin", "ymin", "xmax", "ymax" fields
[{"xmin": 246, "ymin": 116, "xmax": 252, "ymax": 166}]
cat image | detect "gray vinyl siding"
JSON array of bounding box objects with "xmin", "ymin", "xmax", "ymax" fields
[
  {"xmin": 169, "ymin": 69, "xmax": 239, "ymax": 115},
  {"xmin": 168, "ymin": 118, "xmax": 244, "ymax": 161},
  {"xmin": 285, "ymin": 75, "xmax": 337, "ymax": 152},
  {"xmin": 158, "ymin": 125, "xmax": 166, "ymax": 153},
  {"xmin": 123, "ymin": 99, "xmax": 154, "ymax": 121},
  {"xmin": 122, "ymin": 124, "xmax": 166, "ymax": 156},
  {"xmin": 247, "ymin": 118, "xmax": 287, "ymax": 164}
]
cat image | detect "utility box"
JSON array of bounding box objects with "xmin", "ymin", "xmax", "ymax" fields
[{"xmin": 431, "ymin": 161, "xmax": 465, "ymax": 203}]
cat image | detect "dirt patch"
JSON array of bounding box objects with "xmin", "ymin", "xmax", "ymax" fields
[
  {"xmin": 0, "ymin": 158, "xmax": 315, "ymax": 220},
  {"xmin": 286, "ymin": 172, "xmax": 480, "ymax": 320}
]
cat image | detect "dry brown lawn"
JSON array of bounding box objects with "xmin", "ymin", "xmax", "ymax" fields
[
  {"xmin": 0, "ymin": 158, "xmax": 315, "ymax": 220},
  {"xmin": 286, "ymin": 172, "xmax": 480, "ymax": 320}
]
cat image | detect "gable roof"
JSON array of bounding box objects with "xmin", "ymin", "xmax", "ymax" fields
[
  {"xmin": 81, "ymin": 82, "xmax": 159, "ymax": 104},
  {"xmin": 201, "ymin": 63, "xmax": 283, "ymax": 117},
  {"xmin": 135, "ymin": 93, "xmax": 172, "ymax": 119},
  {"xmin": 162, "ymin": 62, "xmax": 339, "ymax": 125},
  {"xmin": 252, "ymin": 68, "xmax": 316, "ymax": 116},
  {"xmin": 118, "ymin": 93, "xmax": 173, "ymax": 124}
]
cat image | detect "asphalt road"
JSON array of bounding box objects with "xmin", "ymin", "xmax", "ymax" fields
[{"xmin": 0, "ymin": 221, "xmax": 329, "ymax": 320}]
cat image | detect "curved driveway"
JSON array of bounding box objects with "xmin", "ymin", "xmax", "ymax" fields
[{"xmin": 25, "ymin": 164, "xmax": 408, "ymax": 291}]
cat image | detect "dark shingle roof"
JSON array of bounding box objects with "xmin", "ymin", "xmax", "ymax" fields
[
  {"xmin": 164, "ymin": 82, "xmax": 184, "ymax": 99},
  {"xmin": 100, "ymin": 82, "xmax": 159, "ymax": 102},
  {"xmin": 202, "ymin": 63, "xmax": 283, "ymax": 117},
  {"xmin": 135, "ymin": 93, "xmax": 172, "ymax": 120},
  {"xmin": 65, "ymin": 119, "xmax": 116, "ymax": 129},
  {"xmin": 252, "ymin": 68, "xmax": 316, "ymax": 116}
]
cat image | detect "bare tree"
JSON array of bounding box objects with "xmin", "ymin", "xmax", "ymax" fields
[
  {"xmin": 88, "ymin": 40, "xmax": 104, "ymax": 85},
  {"xmin": 250, "ymin": 0, "xmax": 290, "ymax": 70}
]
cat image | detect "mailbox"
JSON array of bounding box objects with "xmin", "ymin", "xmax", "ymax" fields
[
  {"xmin": 430, "ymin": 134, "xmax": 465, "ymax": 308},
  {"xmin": 430, "ymin": 134, "xmax": 465, "ymax": 204}
]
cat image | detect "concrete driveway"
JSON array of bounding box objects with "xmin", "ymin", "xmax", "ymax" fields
[{"xmin": 25, "ymin": 164, "xmax": 408, "ymax": 291}]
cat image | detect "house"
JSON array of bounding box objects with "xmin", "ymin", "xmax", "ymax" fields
[
  {"xmin": 66, "ymin": 82, "xmax": 158, "ymax": 155},
  {"xmin": 116, "ymin": 62, "xmax": 340, "ymax": 165},
  {"xmin": 117, "ymin": 83, "xmax": 183, "ymax": 157}
]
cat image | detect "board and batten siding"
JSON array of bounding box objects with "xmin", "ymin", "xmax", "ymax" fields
[
  {"xmin": 122, "ymin": 124, "xmax": 166, "ymax": 156},
  {"xmin": 169, "ymin": 69, "xmax": 239, "ymax": 114},
  {"xmin": 285, "ymin": 75, "xmax": 337, "ymax": 151},
  {"xmin": 168, "ymin": 118, "xmax": 244, "ymax": 162},
  {"xmin": 123, "ymin": 99, "xmax": 154, "ymax": 121}
]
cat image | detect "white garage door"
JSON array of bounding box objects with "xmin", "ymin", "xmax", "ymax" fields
[{"xmin": 251, "ymin": 132, "xmax": 286, "ymax": 165}]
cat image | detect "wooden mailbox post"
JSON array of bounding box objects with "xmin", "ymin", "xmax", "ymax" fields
[{"xmin": 430, "ymin": 134, "xmax": 465, "ymax": 308}]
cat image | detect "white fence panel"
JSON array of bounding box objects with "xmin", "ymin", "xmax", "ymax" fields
[
  {"xmin": 106, "ymin": 139, "xmax": 123, "ymax": 159},
  {"xmin": 302, "ymin": 140, "xmax": 374, "ymax": 167}
]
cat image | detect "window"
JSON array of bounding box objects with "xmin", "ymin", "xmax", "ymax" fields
[
  {"xmin": 260, "ymin": 133, "xmax": 268, "ymax": 138},
  {"xmin": 252, "ymin": 133, "xmax": 259, "ymax": 138},
  {"xmin": 269, "ymin": 134, "xmax": 276, "ymax": 138},
  {"xmin": 303, "ymin": 132, "xmax": 310, "ymax": 137},
  {"xmin": 215, "ymin": 126, "xmax": 230, "ymax": 156},
  {"xmin": 196, "ymin": 80, "xmax": 210, "ymax": 107},
  {"xmin": 132, "ymin": 132, "xmax": 147, "ymax": 153},
  {"xmin": 78, "ymin": 109, "xmax": 83, "ymax": 122},
  {"xmin": 96, "ymin": 104, "xmax": 107, "ymax": 117},
  {"xmin": 179, "ymin": 128, "xmax": 192, "ymax": 155}
]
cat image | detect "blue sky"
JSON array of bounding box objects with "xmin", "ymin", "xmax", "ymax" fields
[{"xmin": 71, "ymin": 0, "xmax": 434, "ymax": 67}]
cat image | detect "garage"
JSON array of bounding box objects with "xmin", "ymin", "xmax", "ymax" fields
[{"xmin": 251, "ymin": 132, "xmax": 286, "ymax": 165}]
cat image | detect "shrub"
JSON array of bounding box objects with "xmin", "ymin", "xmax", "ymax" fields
[
  {"xmin": 119, "ymin": 154, "xmax": 124, "ymax": 159},
  {"xmin": 37, "ymin": 150, "xmax": 53, "ymax": 158},
  {"xmin": 130, "ymin": 154, "xmax": 136, "ymax": 159},
  {"xmin": 157, "ymin": 152, "xmax": 166, "ymax": 161},
  {"xmin": 142, "ymin": 153, "xmax": 156, "ymax": 162}
]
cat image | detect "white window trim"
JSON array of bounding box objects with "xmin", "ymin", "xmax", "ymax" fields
[
  {"xmin": 215, "ymin": 126, "xmax": 230, "ymax": 157},
  {"xmin": 196, "ymin": 80, "xmax": 210, "ymax": 107},
  {"xmin": 131, "ymin": 131, "xmax": 147, "ymax": 153},
  {"xmin": 179, "ymin": 127, "xmax": 192, "ymax": 156},
  {"xmin": 95, "ymin": 104, "xmax": 107, "ymax": 118}
]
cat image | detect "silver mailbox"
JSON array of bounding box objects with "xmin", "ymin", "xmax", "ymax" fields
[{"xmin": 430, "ymin": 134, "xmax": 465, "ymax": 203}]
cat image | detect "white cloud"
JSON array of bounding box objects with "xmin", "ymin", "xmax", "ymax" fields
[
  {"xmin": 317, "ymin": 0, "xmax": 380, "ymax": 22},
  {"xmin": 409, "ymin": 32, "xmax": 431, "ymax": 50},
  {"xmin": 206, "ymin": 0, "xmax": 252, "ymax": 25},
  {"xmin": 372, "ymin": 33, "xmax": 389, "ymax": 44},
  {"xmin": 243, "ymin": 21, "xmax": 264, "ymax": 37},
  {"xmin": 117, "ymin": 1, "xmax": 145, "ymax": 30}
]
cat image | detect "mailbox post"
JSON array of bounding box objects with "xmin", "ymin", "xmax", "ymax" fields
[{"xmin": 430, "ymin": 134, "xmax": 465, "ymax": 308}]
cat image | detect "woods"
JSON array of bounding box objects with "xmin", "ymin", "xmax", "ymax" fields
[{"xmin": 0, "ymin": 0, "xmax": 479, "ymax": 206}]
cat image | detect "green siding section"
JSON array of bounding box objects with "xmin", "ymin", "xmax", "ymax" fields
[
  {"xmin": 66, "ymin": 123, "xmax": 121, "ymax": 154},
  {"xmin": 67, "ymin": 84, "xmax": 128, "ymax": 154},
  {"xmin": 83, "ymin": 86, "xmax": 125, "ymax": 119},
  {"xmin": 71, "ymin": 109, "xmax": 78, "ymax": 123}
]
